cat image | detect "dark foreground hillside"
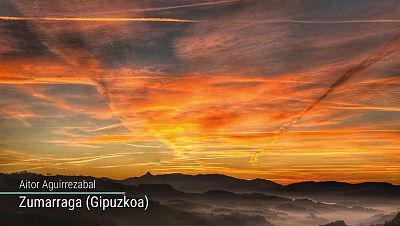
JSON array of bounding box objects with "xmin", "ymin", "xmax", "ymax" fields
[
  {"xmin": 1, "ymin": 172, "xmax": 399, "ymax": 226},
  {"xmin": 0, "ymin": 172, "xmax": 272, "ymax": 226}
]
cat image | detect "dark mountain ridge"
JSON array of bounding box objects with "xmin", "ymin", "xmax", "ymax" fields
[
  {"xmin": 0, "ymin": 172, "xmax": 273, "ymax": 226},
  {"xmin": 1, "ymin": 172, "xmax": 398, "ymax": 226},
  {"xmin": 119, "ymin": 171, "xmax": 283, "ymax": 193},
  {"xmin": 118, "ymin": 172, "xmax": 400, "ymax": 200}
]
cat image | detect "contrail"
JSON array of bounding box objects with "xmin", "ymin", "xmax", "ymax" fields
[
  {"xmin": 4, "ymin": 16, "xmax": 399, "ymax": 24},
  {"xmin": 66, "ymin": 0, "xmax": 241, "ymax": 15},
  {"xmin": 295, "ymin": 33, "xmax": 400, "ymax": 122},
  {"xmin": 225, "ymin": 19, "xmax": 400, "ymax": 25},
  {"xmin": 251, "ymin": 33, "xmax": 400, "ymax": 162},
  {"xmin": 276, "ymin": 19, "xmax": 400, "ymax": 24},
  {"xmin": 0, "ymin": 16, "xmax": 194, "ymax": 23},
  {"xmin": 128, "ymin": 0, "xmax": 240, "ymax": 12},
  {"xmin": 101, "ymin": 0, "xmax": 241, "ymax": 13}
]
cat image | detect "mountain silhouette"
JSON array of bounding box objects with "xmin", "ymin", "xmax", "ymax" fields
[
  {"xmin": 284, "ymin": 181, "xmax": 400, "ymax": 196},
  {"xmin": 383, "ymin": 213, "xmax": 400, "ymax": 226},
  {"xmin": 119, "ymin": 172, "xmax": 283, "ymax": 193},
  {"xmin": 0, "ymin": 172, "xmax": 273, "ymax": 226},
  {"xmin": 117, "ymin": 172, "xmax": 400, "ymax": 201},
  {"xmin": 1, "ymin": 172, "xmax": 399, "ymax": 226},
  {"xmin": 320, "ymin": 220, "xmax": 348, "ymax": 226}
]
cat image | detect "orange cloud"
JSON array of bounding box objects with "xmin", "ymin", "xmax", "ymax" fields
[
  {"xmin": 1, "ymin": 0, "xmax": 400, "ymax": 184},
  {"xmin": 0, "ymin": 16, "xmax": 193, "ymax": 23}
]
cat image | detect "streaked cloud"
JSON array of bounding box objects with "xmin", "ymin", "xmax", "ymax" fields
[
  {"xmin": 0, "ymin": 16, "xmax": 194, "ymax": 23},
  {"xmin": 0, "ymin": 0, "xmax": 399, "ymax": 184}
]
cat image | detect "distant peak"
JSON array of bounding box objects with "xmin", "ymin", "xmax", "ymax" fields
[{"xmin": 143, "ymin": 171, "xmax": 153, "ymax": 177}]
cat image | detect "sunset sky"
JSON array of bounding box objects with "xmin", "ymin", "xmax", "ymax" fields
[{"xmin": 0, "ymin": 0, "xmax": 399, "ymax": 184}]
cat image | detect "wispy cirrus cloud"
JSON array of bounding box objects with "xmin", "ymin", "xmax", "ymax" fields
[{"xmin": 0, "ymin": 0, "xmax": 399, "ymax": 183}]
